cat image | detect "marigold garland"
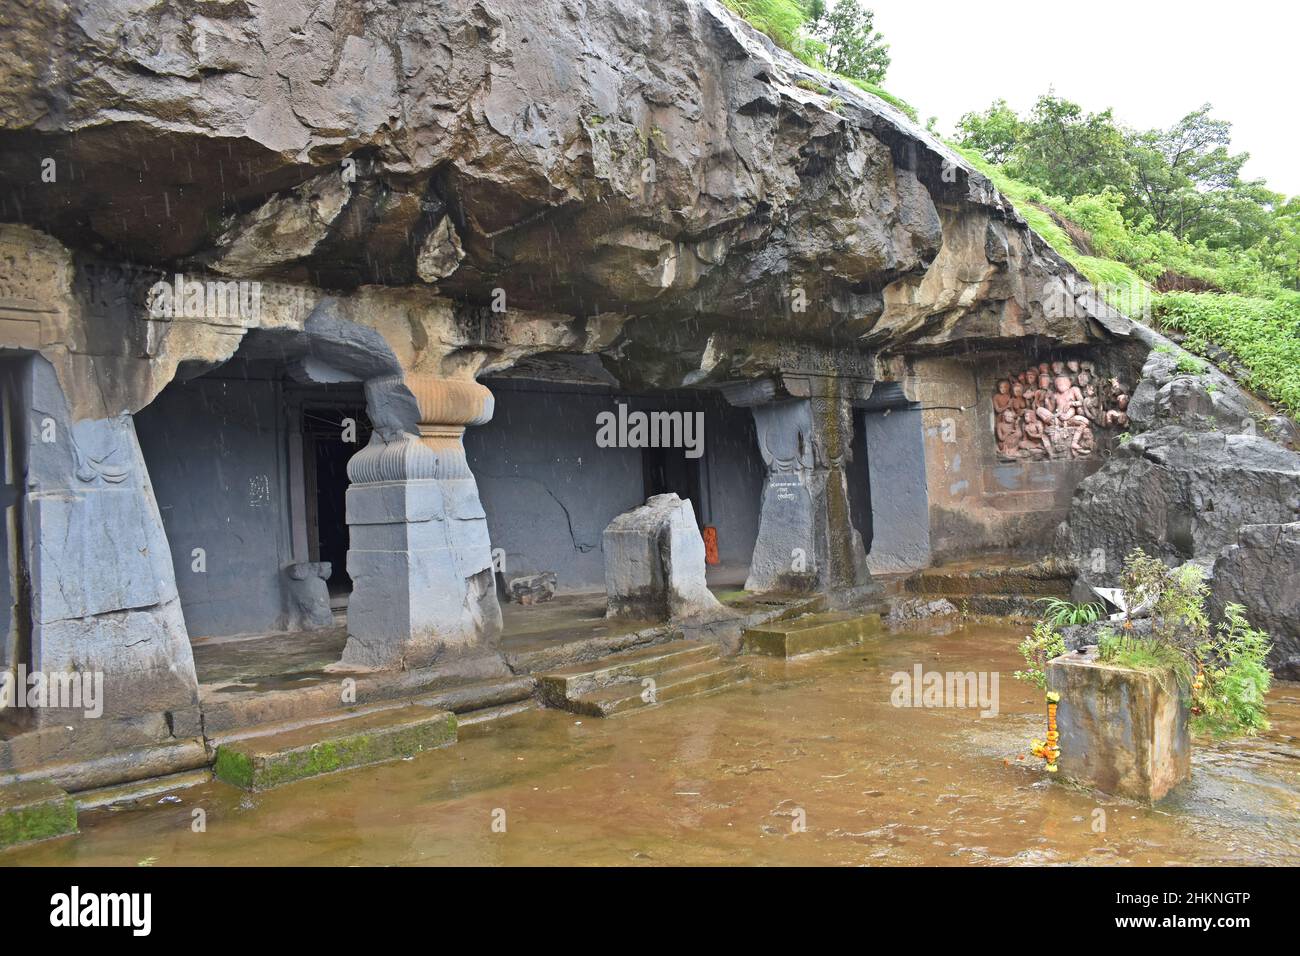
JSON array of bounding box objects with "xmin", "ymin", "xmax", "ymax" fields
[{"xmin": 1030, "ymin": 690, "xmax": 1061, "ymax": 772}]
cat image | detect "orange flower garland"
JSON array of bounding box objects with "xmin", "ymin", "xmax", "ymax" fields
[{"xmin": 1030, "ymin": 691, "xmax": 1061, "ymax": 772}]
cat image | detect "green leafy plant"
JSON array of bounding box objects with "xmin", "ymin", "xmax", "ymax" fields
[
  {"xmin": 1038, "ymin": 597, "xmax": 1105, "ymax": 627},
  {"xmin": 1193, "ymin": 604, "xmax": 1272, "ymax": 736},
  {"xmin": 1099, "ymin": 550, "xmax": 1272, "ymax": 737},
  {"xmin": 1014, "ymin": 619, "xmax": 1065, "ymax": 690}
]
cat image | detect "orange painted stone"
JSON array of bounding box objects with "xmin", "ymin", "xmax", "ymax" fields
[{"xmin": 702, "ymin": 525, "xmax": 719, "ymax": 565}]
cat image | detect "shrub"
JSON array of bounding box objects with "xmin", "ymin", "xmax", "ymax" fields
[
  {"xmin": 1014, "ymin": 619, "xmax": 1065, "ymax": 691},
  {"xmin": 1097, "ymin": 550, "xmax": 1273, "ymax": 737}
]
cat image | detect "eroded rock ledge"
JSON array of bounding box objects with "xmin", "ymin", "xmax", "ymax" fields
[{"xmin": 2, "ymin": 0, "xmax": 1127, "ymax": 422}]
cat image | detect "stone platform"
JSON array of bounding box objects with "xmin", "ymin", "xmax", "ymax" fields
[
  {"xmin": 742, "ymin": 611, "xmax": 883, "ymax": 658},
  {"xmin": 1048, "ymin": 648, "xmax": 1191, "ymax": 802}
]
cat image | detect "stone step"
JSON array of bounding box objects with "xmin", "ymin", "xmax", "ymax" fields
[
  {"xmin": 0, "ymin": 780, "xmax": 77, "ymax": 849},
  {"xmin": 74, "ymin": 769, "xmax": 212, "ymax": 811},
  {"xmin": 741, "ymin": 610, "xmax": 882, "ymax": 658},
  {"xmin": 930, "ymin": 593, "xmax": 1044, "ymax": 620},
  {"xmin": 567, "ymin": 659, "xmax": 749, "ymax": 718},
  {"xmin": 904, "ymin": 562, "xmax": 1073, "ymax": 598},
  {"xmin": 457, "ymin": 700, "xmax": 538, "ymax": 736},
  {"xmin": 213, "ymin": 705, "xmax": 456, "ymax": 791},
  {"xmin": 537, "ymin": 640, "xmax": 718, "ymax": 707},
  {"xmin": 200, "ymin": 660, "xmax": 528, "ymax": 736}
]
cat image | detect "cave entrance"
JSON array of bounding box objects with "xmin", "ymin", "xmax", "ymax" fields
[
  {"xmin": 463, "ymin": 353, "xmax": 766, "ymax": 644},
  {"xmin": 299, "ymin": 399, "xmax": 372, "ymax": 604},
  {"xmin": 641, "ymin": 444, "xmax": 702, "ymax": 516},
  {"xmin": 0, "ymin": 355, "xmax": 30, "ymax": 732},
  {"xmin": 136, "ymin": 340, "xmax": 372, "ymax": 645}
]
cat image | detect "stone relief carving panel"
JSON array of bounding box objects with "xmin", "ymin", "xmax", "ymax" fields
[{"xmin": 992, "ymin": 358, "xmax": 1130, "ymax": 461}]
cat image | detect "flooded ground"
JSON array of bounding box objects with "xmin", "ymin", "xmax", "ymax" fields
[{"xmin": 5, "ymin": 621, "xmax": 1298, "ymax": 866}]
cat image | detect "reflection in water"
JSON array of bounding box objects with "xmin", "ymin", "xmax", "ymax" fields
[{"xmin": 5, "ymin": 623, "xmax": 1299, "ymax": 866}]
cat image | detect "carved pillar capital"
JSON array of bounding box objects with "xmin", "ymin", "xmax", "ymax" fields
[
  {"xmin": 348, "ymin": 375, "xmax": 494, "ymax": 483},
  {"xmin": 409, "ymin": 374, "xmax": 493, "ymax": 480}
]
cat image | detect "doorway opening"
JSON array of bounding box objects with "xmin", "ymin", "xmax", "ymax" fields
[
  {"xmin": 642, "ymin": 444, "xmax": 702, "ymax": 525},
  {"xmin": 300, "ymin": 398, "xmax": 372, "ymax": 604},
  {"xmin": 0, "ymin": 355, "xmax": 30, "ymax": 733}
]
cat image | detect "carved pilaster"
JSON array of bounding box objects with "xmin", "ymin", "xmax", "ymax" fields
[{"xmin": 742, "ymin": 377, "xmax": 870, "ymax": 594}]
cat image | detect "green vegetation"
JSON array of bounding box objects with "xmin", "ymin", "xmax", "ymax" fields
[
  {"xmin": 1014, "ymin": 619, "xmax": 1065, "ymax": 690},
  {"xmin": 1038, "ymin": 598, "xmax": 1105, "ymax": 628},
  {"xmin": 1097, "ymin": 627, "xmax": 1191, "ymax": 684},
  {"xmin": 805, "ymin": 0, "xmax": 889, "ymax": 83},
  {"xmin": 954, "ymin": 95, "xmax": 1298, "ymax": 421},
  {"xmin": 720, "ymin": 1, "xmax": 916, "ymax": 119},
  {"xmin": 841, "ymin": 76, "xmax": 917, "ymax": 122},
  {"xmin": 720, "ymin": 0, "xmax": 810, "ymax": 54},
  {"xmin": 1193, "ymin": 604, "xmax": 1273, "ymax": 736},
  {"xmin": 1095, "ymin": 550, "xmax": 1272, "ymax": 737},
  {"xmin": 1156, "ymin": 292, "xmax": 1300, "ymax": 414},
  {"xmin": 1014, "ymin": 550, "xmax": 1272, "ymax": 737}
]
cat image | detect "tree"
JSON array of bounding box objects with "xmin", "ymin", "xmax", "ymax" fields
[
  {"xmin": 806, "ymin": 0, "xmax": 890, "ymax": 84},
  {"xmin": 956, "ymin": 99, "xmax": 1023, "ymax": 165},
  {"xmin": 1008, "ymin": 93, "xmax": 1132, "ymax": 200},
  {"xmin": 1122, "ymin": 105, "xmax": 1266, "ymax": 245}
]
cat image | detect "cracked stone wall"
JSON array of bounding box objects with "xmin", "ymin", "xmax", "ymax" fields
[{"xmin": 466, "ymin": 379, "xmax": 764, "ymax": 592}]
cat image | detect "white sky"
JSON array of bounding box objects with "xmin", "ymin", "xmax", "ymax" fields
[{"xmin": 868, "ymin": 0, "xmax": 1298, "ymax": 197}]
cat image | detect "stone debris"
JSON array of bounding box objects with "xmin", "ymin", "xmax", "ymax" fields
[{"xmin": 507, "ymin": 572, "xmax": 557, "ymax": 606}]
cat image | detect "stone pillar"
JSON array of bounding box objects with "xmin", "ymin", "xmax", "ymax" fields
[
  {"xmin": 340, "ymin": 374, "xmax": 502, "ymax": 669},
  {"xmin": 1049, "ymin": 649, "xmax": 1191, "ymax": 802},
  {"xmin": 18, "ymin": 357, "xmax": 199, "ymax": 724},
  {"xmin": 731, "ymin": 378, "xmax": 869, "ymax": 593}
]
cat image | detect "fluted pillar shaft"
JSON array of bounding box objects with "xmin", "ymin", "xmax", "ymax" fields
[{"xmin": 340, "ymin": 374, "xmax": 501, "ymax": 669}]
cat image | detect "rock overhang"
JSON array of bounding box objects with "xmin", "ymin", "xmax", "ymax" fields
[{"xmin": 0, "ymin": 0, "xmax": 1128, "ymax": 389}]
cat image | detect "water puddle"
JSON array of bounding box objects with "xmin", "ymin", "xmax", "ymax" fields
[{"xmin": 5, "ymin": 622, "xmax": 1298, "ymax": 866}]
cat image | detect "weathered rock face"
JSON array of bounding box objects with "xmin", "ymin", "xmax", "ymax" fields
[
  {"xmin": 1, "ymin": 0, "xmax": 1124, "ymax": 401},
  {"xmin": 1058, "ymin": 331, "xmax": 1300, "ymax": 675},
  {"xmin": 1208, "ymin": 523, "xmax": 1300, "ymax": 679},
  {"xmin": 1129, "ymin": 348, "xmax": 1266, "ymax": 438},
  {"xmin": 1058, "ymin": 426, "xmax": 1300, "ymax": 574}
]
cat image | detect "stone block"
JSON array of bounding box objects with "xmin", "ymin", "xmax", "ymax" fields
[
  {"xmin": 343, "ymin": 476, "xmax": 501, "ymax": 668},
  {"xmin": 1048, "ymin": 649, "xmax": 1191, "ymax": 802},
  {"xmin": 742, "ymin": 611, "xmax": 881, "ymax": 657},
  {"xmin": 603, "ymin": 494, "xmax": 725, "ymax": 621},
  {"xmin": 0, "ymin": 781, "xmax": 77, "ymax": 848},
  {"xmin": 508, "ymin": 572, "xmax": 556, "ymax": 605}
]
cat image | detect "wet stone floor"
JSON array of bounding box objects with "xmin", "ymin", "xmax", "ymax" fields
[{"xmin": 5, "ymin": 622, "xmax": 1299, "ymax": 866}]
